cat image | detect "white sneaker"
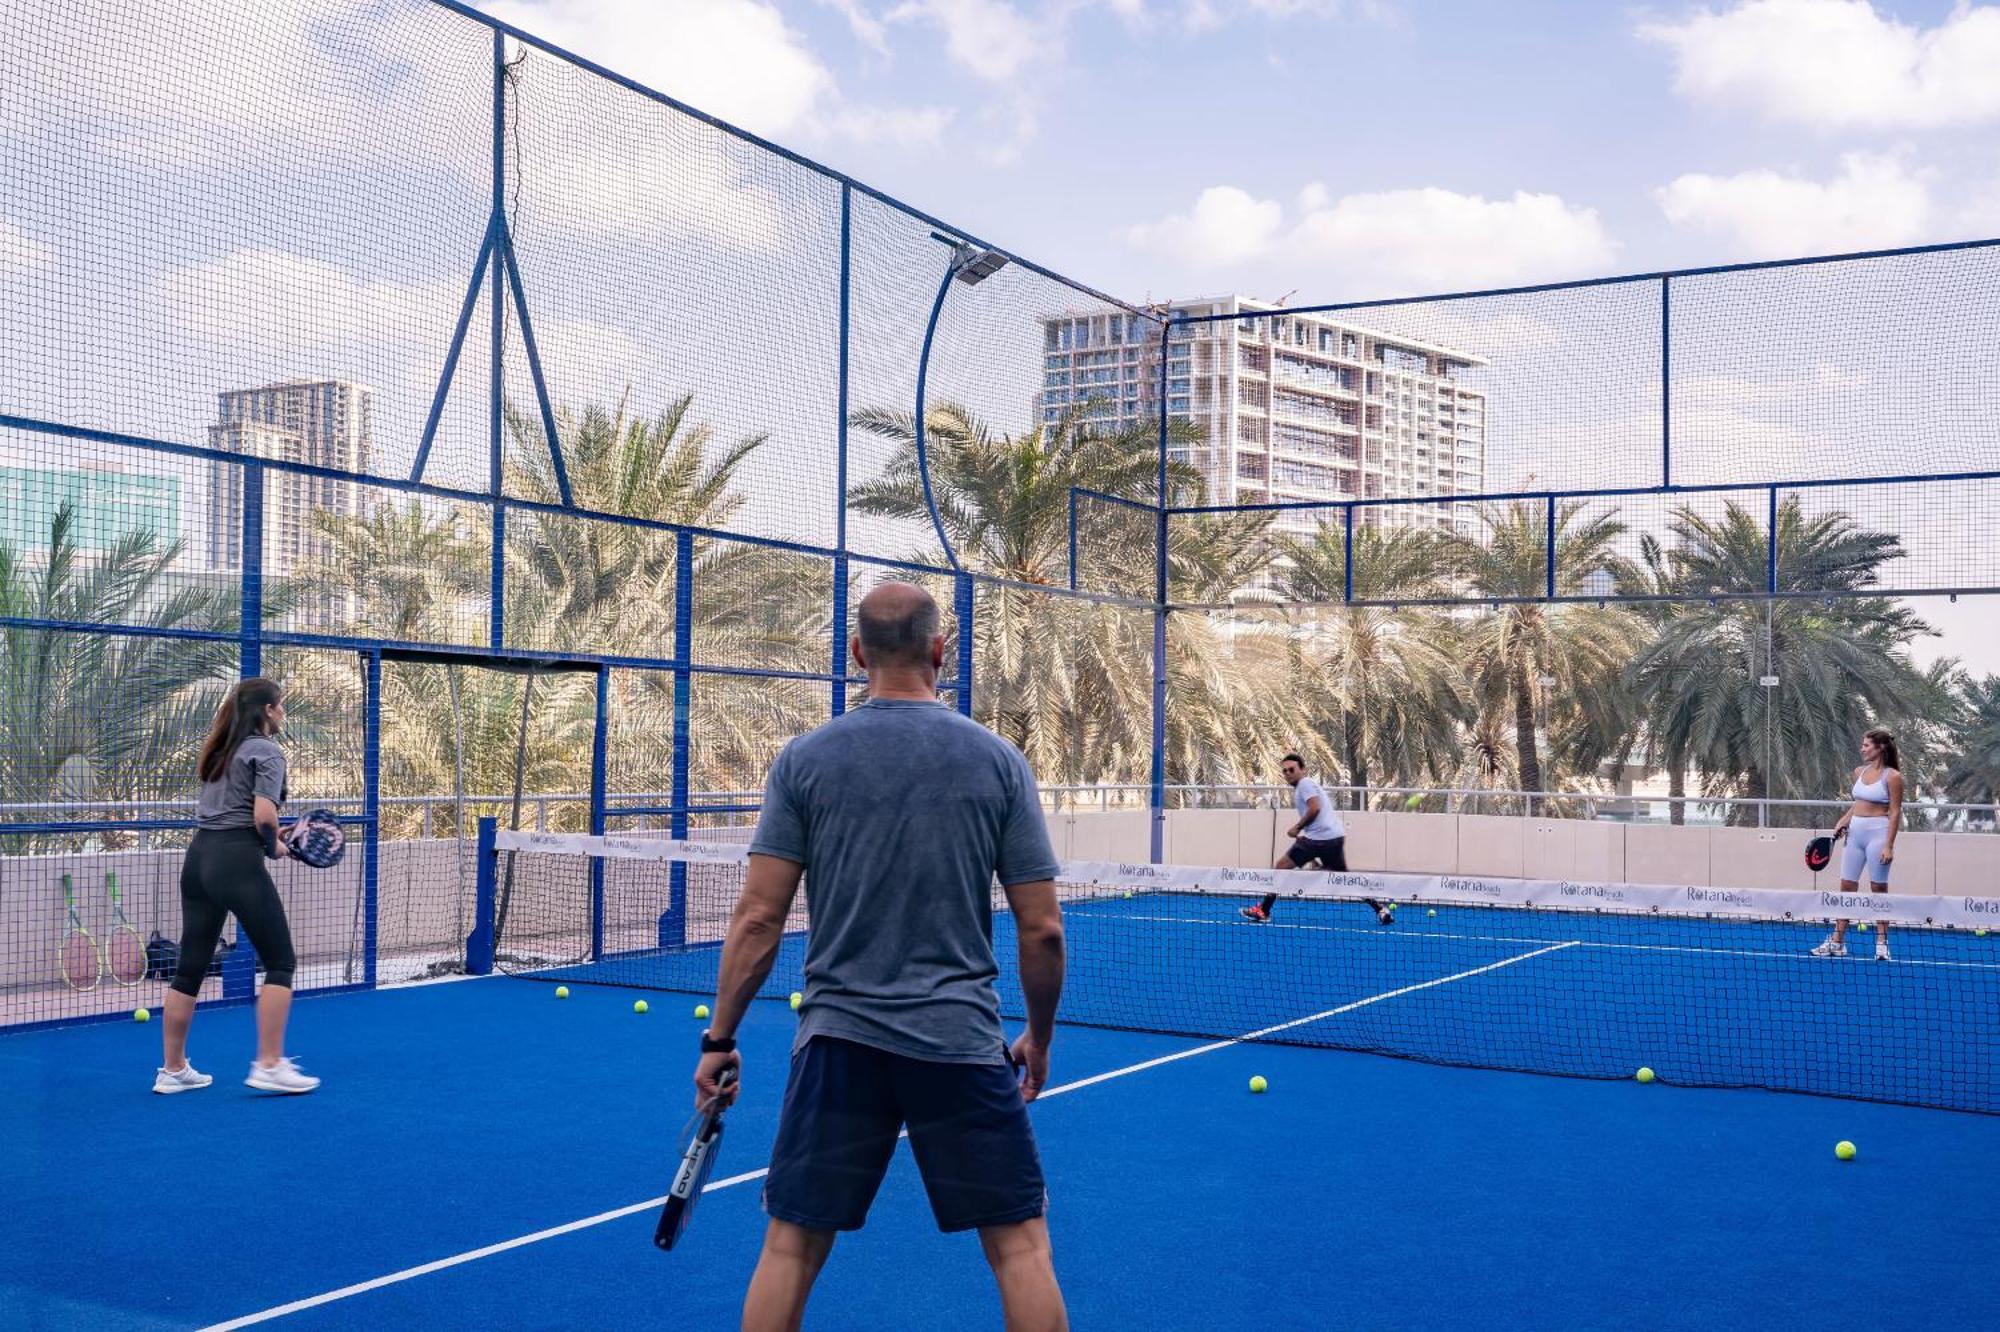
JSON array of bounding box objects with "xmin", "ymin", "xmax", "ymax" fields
[
  {"xmin": 246, "ymin": 1057, "xmax": 320, "ymax": 1094},
  {"xmin": 1875, "ymin": 938, "xmax": 1892, "ymax": 961},
  {"xmin": 1809, "ymin": 937, "xmax": 1847, "ymax": 958},
  {"xmin": 153, "ymin": 1063, "xmax": 213, "ymax": 1094}
]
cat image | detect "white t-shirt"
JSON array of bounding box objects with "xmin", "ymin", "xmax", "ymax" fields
[{"xmin": 1293, "ymin": 776, "xmax": 1345, "ymax": 841}]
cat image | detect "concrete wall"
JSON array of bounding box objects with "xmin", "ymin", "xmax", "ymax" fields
[{"xmin": 1158, "ymin": 809, "xmax": 2000, "ymax": 897}]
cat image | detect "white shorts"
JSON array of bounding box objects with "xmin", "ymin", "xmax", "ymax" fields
[{"xmin": 1841, "ymin": 816, "xmax": 1892, "ymax": 886}]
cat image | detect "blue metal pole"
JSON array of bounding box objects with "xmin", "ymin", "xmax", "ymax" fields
[
  {"xmin": 954, "ymin": 573, "xmax": 975, "ymax": 718},
  {"xmin": 1544, "ymin": 495, "xmax": 1557, "ymax": 600},
  {"xmin": 411, "ymin": 217, "xmax": 496, "ymax": 485},
  {"xmin": 466, "ymin": 816, "xmax": 498, "ymax": 975},
  {"xmin": 913, "ymin": 263, "xmax": 962, "ymax": 570},
  {"xmin": 360, "ymin": 649, "xmax": 381, "ymax": 987},
  {"xmin": 588, "ymin": 665, "xmax": 609, "ymax": 960},
  {"xmin": 833, "ymin": 184, "xmax": 851, "ymax": 718},
  {"xmin": 490, "ymin": 28, "xmax": 506, "ymax": 501},
  {"xmin": 499, "ymin": 231, "xmax": 573, "ymax": 507},
  {"xmin": 1068, "ymin": 488, "xmax": 1079, "ymax": 591},
  {"xmin": 490, "ymin": 506, "xmax": 506, "ymax": 651},
  {"xmin": 1767, "ymin": 485, "xmax": 1780, "ymax": 593},
  {"xmin": 1150, "ymin": 318, "xmax": 1172, "ymax": 863},
  {"xmin": 222, "ymin": 461, "xmax": 267, "ymax": 1000},
  {"xmin": 1661, "ymin": 275, "xmax": 1672, "ymax": 489},
  {"xmin": 662, "ymin": 530, "xmax": 694, "ymax": 950},
  {"xmin": 1342, "ymin": 503, "xmax": 1355, "ymax": 604},
  {"xmin": 240, "ymin": 461, "xmax": 264, "ymax": 678}
]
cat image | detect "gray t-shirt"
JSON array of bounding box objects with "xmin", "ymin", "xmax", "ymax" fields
[
  {"xmin": 749, "ymin": 699, "xmax": 1060, "ymax": 1065},
  {"xmin": 195, "ymin": 736, "xmax": 287, "ymax": 831}
]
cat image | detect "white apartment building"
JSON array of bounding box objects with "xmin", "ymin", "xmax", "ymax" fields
[
  {"xmin": 1040, "ymin": 297, "xmax": 1487, "ymax": 535},
  {"xmin": 207, "ymin": 380, "xmax": 373, "ymax": 629}
]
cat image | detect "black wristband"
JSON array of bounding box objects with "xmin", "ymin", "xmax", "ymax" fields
[
  {"xmin": 700, "ymin": 1031, "xmax": 736, "ymax": 1054},
  {"xmin": 258, "ymin": 824, "xmax": 280, "ymax": 859}
]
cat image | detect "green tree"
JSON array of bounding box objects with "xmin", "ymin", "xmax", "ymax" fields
[
  {"xmin": 1267, "ymin": 520, "xmax": 1467, "ymax": 805},
  {"xmin": 1621, "ymin": 499, "xmax": 1937, "ymax": 823},
  {"xmin": 1444, "ymin": 501, "xmax": 1644, "ymax": 802},
  {"xmin": 1941, "ymin": 674, "xmax": 2000, "ymax": 812}
]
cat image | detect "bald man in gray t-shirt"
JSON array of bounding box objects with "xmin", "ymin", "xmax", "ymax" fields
[{"xmin": 692, "ymin": 581, "xmax": 1070, "ymax": 1332}]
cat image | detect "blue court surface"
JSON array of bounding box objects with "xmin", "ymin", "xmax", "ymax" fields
[{"xmin": 5, "ymin": 948, "xmax": 1998, "ymax": 1331}]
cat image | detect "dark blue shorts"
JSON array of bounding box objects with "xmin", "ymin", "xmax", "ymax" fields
[
  {"xmin": 1286, "ymin": 835, "xmax": 1346, "ymax": 871},
  {"xmin": 763, "ymin": 1035, "xmax": 1047, "ymax": 1233}
]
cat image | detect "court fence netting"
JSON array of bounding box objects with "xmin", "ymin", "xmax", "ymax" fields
[{"xmin": 482, "ymin": 824, "xmax": 2000, "ymax": 1116}]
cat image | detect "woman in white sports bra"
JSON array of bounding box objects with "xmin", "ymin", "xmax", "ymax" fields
[{"xmin": 1810, "ymin": 727, "xmax": 1903, "ymax": 961}]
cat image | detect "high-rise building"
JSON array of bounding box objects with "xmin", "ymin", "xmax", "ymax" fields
[
  {"xmin": 0, "ymin": 465, "xmax": 180, "ymax": 556},
  {"xmin": 206, "ymin": 380, "xmax": 373, "ymax": 628},
  {"xmin": 1040, "ymin": 297, "xmax": 1487, "ymax": 536}
]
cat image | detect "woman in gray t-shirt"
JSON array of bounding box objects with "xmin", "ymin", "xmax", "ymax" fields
[{"xmin": 154, "ymin": 677, "xmax": 319, "ymax": 1096}]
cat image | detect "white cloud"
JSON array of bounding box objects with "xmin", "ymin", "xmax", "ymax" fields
[
  {"xmin": 886, "ymin": 0, "xmax": 1044, "ymax": 83},
  {"xmin": 1124, "ymin": 182, "xmax": 1617, "ymax": 297},
  {"xmin": 0, "ymin": 219, "xmax": 54, "ymax": 279},
  {"xmin": 816, "ymin": 0, "xmax": 894, "ymax": 57},
  {"xmin": 1640, "ymin": 0, "xmax": 2000, "ymax": 130},
  {"xmin": 1655, "ymin": 153, "xmax": 1933, "ymax": 257}
]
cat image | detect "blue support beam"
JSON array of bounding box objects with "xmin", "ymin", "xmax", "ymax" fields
[
  {"xmin": 499, "ymin": 225, "xmax": 573, "ymax": 507},
  {"xmin": 589, "ymin": 665, "xmax": 609, "ymax": 960},
  {"xmin": 411, "ymin": 217, "xmax": 497, "ymax": 486},
  {"xmin": 954, "ymin": 573, "xmax": 975, "ymax": 718},
  {"xmin": 663, "ymin": 530, "xmax": 695, "ymax": 950},
  {"xmin": 833, "ymin": 183, "xmax": 851, "ymax": 718},
  {"xmin": 913, "ymin": 262, "xmax": 962, "ymax": 571},
  {"xmin": 1150, "ymin": 318, "xmax": 1173, "ymax": 863},
  {"xmin": 360, "ymin": 650, "xmax": 382, "ymax": 987},
  {"xmin": 1661, "ymin": 275, "xmax": 1673, "ymax": 489}
]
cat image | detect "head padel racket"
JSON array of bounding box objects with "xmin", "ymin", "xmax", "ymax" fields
[
  {"xmin": 104, "ymin": 871, "xmax": 147, "ymax": 986},
  {"xmin": 655, "ymin": 1067, "xmax": 736, "ymax": 1252},
  {"xmin": 60, "ymin": 873, "xmax": 101, "ymax": 991}
]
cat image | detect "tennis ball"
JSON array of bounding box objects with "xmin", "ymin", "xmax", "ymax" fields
[
  {"xmin": 1635, "ymin": 1067, "xmax": 1656, "ymax": 1084},
  {"xmin": 1249, "ymin": 1075, "xmax": 1268, "ymax": 1094},
  {"xmin": 693, "ymin": 1003, "xmax": 709, "ymax": 1019},
  {"xmin": 1979, "ymin": 929, "xmax": 1989, "ymax": 938},
  {"xmin": 133, "ymin": 1007, "xmax": 150, "ymax": 1023},
  {"xmin": 1427, "ymin": 909, "xmax": 1437, "ymax": 918},
  {"xmin": 1835, "ymin": 1140, "xmax": 1857, "ymax": 1161},
  {"xmin": 633, "ymin": 999, "xmax": 649, "ymax": 1014},
  {"xmin": 554, "ymin": 986, "xmax": 569, "ymax": 999},
  {"xmin": 789, "ymin": 992, "xmax": 803, "ymax": 1011}
]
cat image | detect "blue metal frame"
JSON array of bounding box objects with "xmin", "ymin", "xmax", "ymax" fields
[
  {"xmin": 239, "ymin": 462, "xmax": 265, "ymax": 677},
  {"xmin": 498, "ymin": 224, "xmax": 574, "ymax": 507},
  {"xmin": 832, "ymin": 184, "xmax": 852, "ymax": 717},
  {"xmin": 588, "ymin": 665, "xmax": 609, "ymax": 960},
  {"xmin": 410, "ymin": 215, "xmax": 496, "ymax": 486},
  {"xmin": 954, "ymin": 574, "xmax": 975, "ymax": 717},
  {"xmin": 466, "ymin": 816, "xmax": 497, "ymax": 975},
  {"xmin": 1149, "ymin": 319, "xmax": 1172, "ymax": 862},
  {"xmin": 664, "ymin": 530, "xmax": 695, "ymax": 951},
  {"xmin": 1660, "ymin": 275, "xmax": 1672, "ymax": 489},
  {"xmin": 360, "ymin": 650, "xmax": 382, "ymax": 986},
  {"xmin": 913, "ymin": 261, "xmax": 963, "ymax": 571}
]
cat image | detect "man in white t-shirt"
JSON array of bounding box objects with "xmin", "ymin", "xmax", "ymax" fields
[{"xmin": 1240, "ymin": 753, "xmax": 1393, "ymax": 925}]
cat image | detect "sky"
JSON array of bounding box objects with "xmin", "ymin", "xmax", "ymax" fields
[{"xmin": 2, "ymin": 0, "xmax": 1999, "ymax": 668}]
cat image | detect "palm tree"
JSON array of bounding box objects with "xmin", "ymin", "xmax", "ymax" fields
[
  {"xmin": 1266, "ymin": 521, "xmax": 1466, "ymax": 805},
  {"xmin": 1621, "ymin": 498, "xmax": 1937, "ymax": 824},
  {"xmin": 1942, "ymin": 674, "xmax": 2000, "ymax": 813},
  {"xmin": 0, "ymin": 504, "xmax": 317, "ymax": 847},
  {"xmin": 1444, "ymin": 501, "xmax": 1644, "ymax": 803},
  {"xmin": 849, "ymin": 403, "xmax": 1279, "ymax": 788}
]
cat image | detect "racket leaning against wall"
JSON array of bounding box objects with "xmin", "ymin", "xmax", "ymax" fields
[
  {"xmin": 60, "ymin": 873, "xmax": 102, "ymax": 991},
  {"xmin": 102, "ymin": 871, "xmax": 148, "ymax": 987}
]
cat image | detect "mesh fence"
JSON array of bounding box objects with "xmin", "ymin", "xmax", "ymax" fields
[{"xmin": 4, "ymin": 1, "xmax": 2000, "ymax": 1031}]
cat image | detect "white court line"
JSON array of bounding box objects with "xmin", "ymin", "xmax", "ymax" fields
[
  {"xmin": 197, "ymin": 939, "xmax": 1575, "ymax": 1331},
  {"xmin": 1100, "ymin": 911, "xmax": 2000, "ymax": 973}
]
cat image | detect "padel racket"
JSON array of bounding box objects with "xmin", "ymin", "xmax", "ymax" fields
[
  {"xmin": 655, "ymin": 1067, "xmax": 736, "ymax": 1252},
  {"xmin": 1805, "ymin": 834, "xmax": 1835, "ymax": 874},
  {"xmin": 60, "ymin": 873, "xmax": 101, "ymax": 991},
  {"xmin": 104, "ymin": 871, "xmax": 147, "ymax": 987}
]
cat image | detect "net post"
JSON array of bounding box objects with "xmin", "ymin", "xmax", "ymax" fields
[
  {"xmin": 588, "ymin": 665, "xmax": 609, "ymax": 961},
  {"xmin": 222, "ymin": 460, "xmax": 266, "ymax": 1001},
  {"xmin": 662, "ymin": 530, "xmax": 694, "ymax": 951},
  {"xmin": 1151, "ymin": 316, "xmax": 1172, "ymax": 864},
  {"xmin": 466, "ymin": 816, "xmax": 497, "ymax": 975},
  {"xmin": 360, "ymin": 649, "xmax": 381, "ymax": 987},
  {"xmin": 954, "ymin": 573, "xmax": 975, "ymax": 717}
]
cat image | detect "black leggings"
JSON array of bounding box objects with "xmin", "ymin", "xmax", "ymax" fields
[{"xmin": 173, "ymin": 828, "xmax": 296, "ymax": 996}]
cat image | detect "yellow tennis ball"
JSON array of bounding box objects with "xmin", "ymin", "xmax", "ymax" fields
[
  {"xmin": 1835, "ymin": 1140, "xmax": 1856, "ymax": 1161},
  {"xmin": 1249, "ymin": 1075, "xmax": 1268, "ymax": 1094},
  {"xmin": 554, "ymin": 986, "xmax": 569, "ymax": 999},
  {"xmin": 692, "ymin": 1003, "xmax": 709, "ymax": 1019},
  {"xmin": 1635, "ymin": 1067, "xmax": 1656, "ymax": 1083},
  {"xmin": 1427, "ymin": 909, "xmax": 1436, "ymax": 918},
  {"xmin": 133, "ymin": 1007, "xmax": 150, "ymax": 1023},
  {"xmin": 1979, "ymin": 929, "xmax": 1989, "ymax": 938},
  {"xmin": 789, "ymin": 992, "xmax": 803, "ymax": 1011},
  {"xmin": 633, "ymin": 999, "xmax": 649, "ymax": 1014}
]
